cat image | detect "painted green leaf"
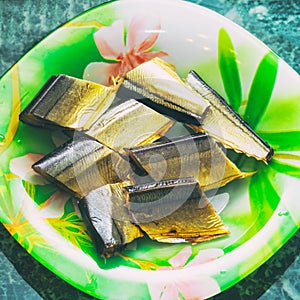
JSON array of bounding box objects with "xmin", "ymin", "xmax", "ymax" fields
[
  {"xmin": 23, "ymin": 180, "xmax": 36, "ymax": 199},
  {"xmin": 218, "ymin": 28, "xmax": 242, "ymax": 111},
  {"xmin": 270, "ymin": 159, "xmax": 300, "ymax": 178},
  {"xmin": 249, "ymin": 170, "xmax": 280, "ymax": 229},
  {"xmin": 22, "ymin": 180, "xmax": 57, "ymax": 205},
  {"xmin": 258, "ymin": 131, "xmax": 300, "ymax": 151},
  {"xmin": 48, "ymin": 212, "xmax": 94, "ymax": 249},
  {"xmin": 244, "ymin": 51, "xmax": 278, "ymax": 129}
]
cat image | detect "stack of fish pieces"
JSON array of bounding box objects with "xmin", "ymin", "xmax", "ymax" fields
[{"xmin": 19, "ymin": 57, "xmax": 273, "ymax": 256}]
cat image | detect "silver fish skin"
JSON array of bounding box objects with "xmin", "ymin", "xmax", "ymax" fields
[
  {"xmin": 186, "ymin": 71, "xmax": 273, "ymax": 162},
  {"xmin": 78, "ymin": 183, "xmax": 143, "ymax": 257},
  {"xmin": 122, "ymin": 57, "xmax": 211, "ymax": 125},
  {"xmin": 78, "ymin": 191, "xmax": 122, "ymax": 257},
  {"xmin": 32, "ymin": 135, "xmax": 129, "ymax": 197}
]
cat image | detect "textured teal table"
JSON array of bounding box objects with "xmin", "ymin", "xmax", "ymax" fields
[{"xmin": 0, "ymin": 0, "xmax": 299, "ymax": 299}]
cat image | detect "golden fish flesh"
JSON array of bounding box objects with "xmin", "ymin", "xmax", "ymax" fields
[
  {"xmin": 33, "ymin": 135, "xmax": 129, "ymax": 197},
  {"xmin": 125, "ymin": 177, "xmax": 230, "ymax": 243},
  {"xmin": 78, "ymin": 183, "xmax": 143, "ymax": 257},
  {"xmin": 87, "ymin": 99, "xmax": 174, "ymax": 153},
  {"xmin": 186, "ymin": 70, "xmax": 273, "ymax": 162},
  {"xmin": 122, "ymin": 57, "xmax": 210, "ymax": 125},
  {"xmin": 20, "ymin": 74, "xmax": 119, "ymax": 130},
  {"xmin": 128, "ymin": 133, "xmax": 250, "ymax": 191}
]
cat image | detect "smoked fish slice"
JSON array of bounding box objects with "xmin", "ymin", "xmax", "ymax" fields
[
  {"xmin": 125, "ymin": 177, "xmax": 230, "ymax": 243},
  {"xmin": 128, "ymin": 133, "xmax": 251, "ymax": 191},
  {"xmin": 121, "ymin": 57, "xmax": 211, "ymax": 125},
  {"xmin": 31, "ymin": 99, "xmax": 174, "ymax": 197},
  {"xmin": 78, "ymin": 183, "xmax": 143, "ymax": 257},
  {"xmin": 186, "ymin": 70, "xmax": 273, "ymax": 162},
  {"xmin": 33, "ymin": 135, "xmax": 129, "ymax": 197},
  {"xmin": 20, "ymin": 74, "xmax": 118, "ymax": 130},
  {"xmin": 87, "ymin": 99, "xmax": 174, "ymax": 153}
]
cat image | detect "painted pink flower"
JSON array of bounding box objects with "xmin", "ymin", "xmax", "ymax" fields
[
  {"xmin": 148, "ymin": 246, "xmax": 223, "ymax": 300},
  {"xmin": 9, "ymin": 153, "xmax": 73, "ymax": 219},
  {"xmin": 39, "ymin": 190, "xmax": 71, "ymax": 219},
  {"xmin": 10, "ymin": 153, "xmax": 48, "ymax": 185},
  {"xmin": 83, "ymin": 15, "xmax": 167, "ymax": 86}
]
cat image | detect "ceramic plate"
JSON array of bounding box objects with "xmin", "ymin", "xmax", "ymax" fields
[{"xmin": 0, "ymin": 0, "xmax": 299, "ymax": 299}]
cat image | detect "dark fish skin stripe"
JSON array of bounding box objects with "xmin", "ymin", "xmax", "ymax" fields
[
  {"xmin": 121, "ymin": 58, "xmax": 213, "ymax": 127},
  {"xmin": 33, "ymin": 134, "xmax": 126, "ymax": 198},
  {"xmin": 33, "ymin": 135, "xmax": 104, "ymax": 178},
  {"xmin": 125, "ymin": 178, "xmax": 215, "ymax": 226},
  {"xmin": 19, "ymin": 75, "xmax": 73, "ymax": 123},
  {"xmin": 78, "ymin": 184, "xmax": 143, "ymax": 256},
  {"xmin": 188, "ymin": 70, "xmax": 274, "ymax": 162},
  {"xmin": 78, "ymin": 197, "xmax": 122, "ymax": 257},
  {"xmin": 189, "ymin": 70, "xmax": 264, "ymax": 139},
  {"xmin": 20, "ymin": 74, "xmax": 118, "ymax": 132},
  {"xmin": 127, "ymin": 133, "xmax": 212, "ymax": 186},
  {"xmin": 19, "ymin": 75, "xmax": 58, "ymax": 119},
  {"xmin": 129, "ymin": 133, "xmax": 211, "ymax": 160},
  {"xmin": 137, "ymin": 97, "xmax": 202, "ymax": 126},
  {"xmin": 118, "ymin": 83, "xmax": 202, "ymax": 126},
  {"xmin": 33, "ymin": 75, "xmax": 74, "ymax": 118},
  {"xmin": 128, "ymin": 152, "xmax": 152, "ymax": 179},
  {"xmin": 125, "ymin": 177, "xmax": 197, "ymax": 195}
]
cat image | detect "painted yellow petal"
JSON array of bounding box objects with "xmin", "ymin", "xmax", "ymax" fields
[{"xmin": 62, "ymin": 20, "xmax": 103, "ymax": 29}]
